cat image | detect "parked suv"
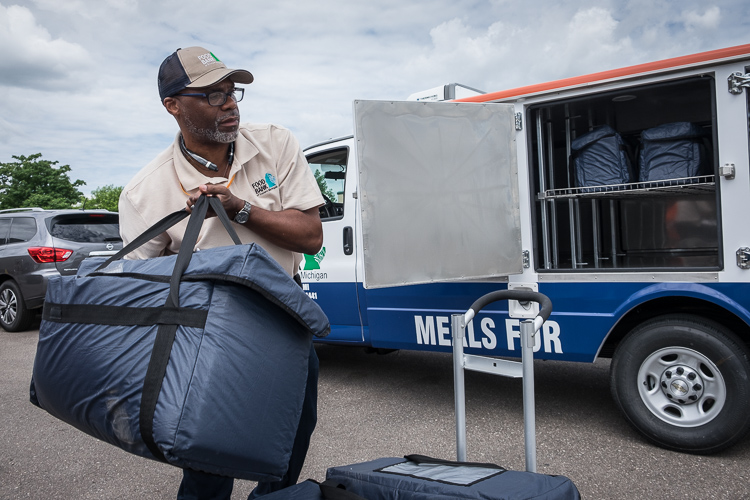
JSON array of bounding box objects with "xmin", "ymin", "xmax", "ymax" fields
[{"xmin": 0, "ymin": 208, "xmax": 122, "ymax": 332}]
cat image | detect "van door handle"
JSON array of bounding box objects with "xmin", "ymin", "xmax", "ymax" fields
[{"xmin": 343, "ymin": 226, "xmax": 353, "ymax": 255}]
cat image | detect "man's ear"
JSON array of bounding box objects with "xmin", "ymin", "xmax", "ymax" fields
[{"xmin": 163, "ymin": 97, "xmax": 180, "ymax": 118}]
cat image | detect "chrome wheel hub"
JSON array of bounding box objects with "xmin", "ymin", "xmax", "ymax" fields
[
  {"xmin": 660, "ymin": 364, "xmax": 704, "ymax": 404},
  {"xmin": 638, "ymin": 347, "xmax": 726, "ymax": 428}
]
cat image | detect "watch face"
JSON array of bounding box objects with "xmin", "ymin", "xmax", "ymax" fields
[{"xmin": 234, "ymin": 202, "xmax": 251, "ymax": 223}]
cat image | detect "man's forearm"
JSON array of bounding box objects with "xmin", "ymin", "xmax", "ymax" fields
[{"xmin": 243, "ymin": 205, "xmax": 323, "ymax": 255}]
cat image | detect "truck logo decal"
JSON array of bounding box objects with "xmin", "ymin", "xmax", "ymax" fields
[
  {"xmin": 414, "ymin": 315, "xmax": 563, "ymax": 354},
  {"xmin": 303, "ymin": 247, "xmax": 326, "ymax": 270}
]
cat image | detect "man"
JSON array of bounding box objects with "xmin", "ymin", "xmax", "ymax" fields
[{"xmin": 119, "ymin": 46, "xmax": 324, "ymax": 499}]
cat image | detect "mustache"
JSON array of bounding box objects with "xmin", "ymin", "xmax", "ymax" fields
[{"xmin": 218, "ymin": 110, "xmax": 239, "ymax": 123}]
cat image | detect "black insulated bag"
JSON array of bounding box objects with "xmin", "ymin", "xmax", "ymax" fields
[
  {"xmin": 30, "ymin": 195, "xmax": 329, "ymax": 481},
  {"xmin": 324, "ymin": 455, "xmax": 580, "ymax": 500},
  {"xmin": 570, "ymin": 125, "xmax": 634, "ymax": 188},
  {"xmin": 638, "ymin": 121, "xmax": 711, "ymax": 182}
]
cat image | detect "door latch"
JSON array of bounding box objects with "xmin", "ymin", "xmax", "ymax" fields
[{"xmin": 737, "ymin": 247, "xmax": 750, "ymax": 269}]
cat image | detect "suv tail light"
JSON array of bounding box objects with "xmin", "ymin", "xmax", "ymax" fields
[{"xmin": 28, "ymin": 247, "xmax": 73, "ymax": 263}]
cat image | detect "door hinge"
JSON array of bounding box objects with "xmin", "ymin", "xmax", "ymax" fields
[
  {"xmin": 523, "ymin": 249, "xmax": 530, "ymax": 268},
  {"xmin": 515, "ymin": 112, "xmax": 523, "ymax": 131},
  {"xmin": 728, "ymin": 72, "xmax": 750, "ymax": 95},
  {"xmin": 737, "ymin": 247, "xmax": 750, "ymax": 269}
]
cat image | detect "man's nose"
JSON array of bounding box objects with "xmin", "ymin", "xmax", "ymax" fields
[{"xmin": 221, "ymin": 94, "xmax": 238, "ymax": 110}]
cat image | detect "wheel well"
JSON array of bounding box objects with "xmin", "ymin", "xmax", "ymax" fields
[{"xmin": 599, "ymin": 296, "xmax": 750, "ymax": 358}]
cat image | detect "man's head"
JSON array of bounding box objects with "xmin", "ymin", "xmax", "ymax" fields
[
  {"xmin": 159, "ymin": 47, "xmax": 252, "ymax": 145},
  {"xmin": 158, "ymin": 47, "xmax": 253, "ymax": 102}
]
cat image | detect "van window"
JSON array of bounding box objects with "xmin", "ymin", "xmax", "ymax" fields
[
  {"xmin": 307, "ymin": 148, "xmax": 348, "ymax": 220},
  {"xmin": 528, "ymin": 75, "xmax": 719, "ymax": 271},
  {"xmin": 8, "ymin": 218, "xmax": 37, "ymax": 244}
]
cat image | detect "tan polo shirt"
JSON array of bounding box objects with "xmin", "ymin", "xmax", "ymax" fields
[{"xmin": 119, "ymin": 123, "xmax": 324, "ymax": 276}]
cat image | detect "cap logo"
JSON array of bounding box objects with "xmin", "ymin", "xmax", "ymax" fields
[{"xmin": 198, "ymin": 52, "xmax": 221, "ymax": 66}]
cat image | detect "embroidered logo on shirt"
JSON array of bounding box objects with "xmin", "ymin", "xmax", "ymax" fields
[{"xmin": 252, "ymin": 173, "xmax": 279, "ymax": 196}]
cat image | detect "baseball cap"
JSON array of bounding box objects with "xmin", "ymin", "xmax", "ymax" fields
[{"xmin": 158, "ymin": 46, "xmax": 254, "ymax": 101}]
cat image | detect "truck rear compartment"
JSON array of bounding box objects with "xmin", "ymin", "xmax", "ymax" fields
[{"xmin": 527, "ymin": 74, "xmax": 720, "ymax": 271}]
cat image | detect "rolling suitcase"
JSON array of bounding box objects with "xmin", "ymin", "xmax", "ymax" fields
[
  {"xmin": 326, "ymin": 456, "xmax": 579, "ymax": 500},
  {"xmin": 322, "ymin": 291, "xmax": 580, "ymax": 499}
]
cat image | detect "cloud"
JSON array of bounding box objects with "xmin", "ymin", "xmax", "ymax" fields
[
  {"xmin": 682, "ymin": 6, "xmax": 721, "ymax": 31},
  {"xmin": 0, "ymin": 4, "xmax": 90, "ymax": 89},
  {"xmin": 402, "ymin": 6, "xmax": 638, "ymax": 93},
  {"xmin": 0, "ymin": 0, "xmax": 746, "ymax": 197}
]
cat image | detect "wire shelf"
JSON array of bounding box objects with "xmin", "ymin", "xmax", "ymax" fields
[{"xmin": 539, "ymin": 175, "xmax": 716, "ymax": 201}]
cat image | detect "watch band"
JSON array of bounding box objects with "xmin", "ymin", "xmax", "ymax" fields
[{"xmin": 233, "ymin": 201, "xmax": 252, "ymax": 224}]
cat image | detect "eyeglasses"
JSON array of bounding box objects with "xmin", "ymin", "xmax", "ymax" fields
[{"xmin": 175, "ymin": 88, "xmax": 244, "ymax": 106}]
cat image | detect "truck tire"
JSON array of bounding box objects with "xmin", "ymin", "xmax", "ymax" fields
[
  {"xmin": 0, "ymin": 280, "xmax": 35, "ymax": 332},
  {"xmin": 610, "ymin": 314, "xmax": 750, "ymax": 454}
]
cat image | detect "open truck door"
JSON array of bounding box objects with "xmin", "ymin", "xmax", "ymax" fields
[{"xmin": 353, "ymin": 99, "xmax": 523, "ymax": 288}]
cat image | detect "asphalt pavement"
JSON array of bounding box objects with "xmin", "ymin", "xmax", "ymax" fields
[{"xmin": 2, "ymin": 329, "xmax": 749, "ymax": 499}]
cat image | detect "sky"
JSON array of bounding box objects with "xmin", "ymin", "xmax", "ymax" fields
[{"xmin": 0, "ymin": 0, "xmax": 748, "ymax": 196}]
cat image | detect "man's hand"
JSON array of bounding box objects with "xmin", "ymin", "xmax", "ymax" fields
[
  {"xmin": 185, "ymin": 184, "xmax": 323, "ymax": 255},
  {"xmin": 186, "ymin": 184, "xmax": 245, "ymax": 219}
]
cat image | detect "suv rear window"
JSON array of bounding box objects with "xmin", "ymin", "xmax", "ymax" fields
[{"xmin": 49, "ymin": 214, "xmax": 121, "ymax": 243}]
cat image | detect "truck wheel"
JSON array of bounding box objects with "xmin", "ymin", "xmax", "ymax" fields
[
  {"xmin": 610, "ymin": 314, "xmax": 750, "ymax": 454},
  {"xmin": 0, "ymin": 280, "xmax": 34, "ymax": 332}
]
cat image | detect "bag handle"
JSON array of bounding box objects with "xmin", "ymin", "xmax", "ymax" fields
[
  {"xmin": 97, "ymin": 194, "xmax": 241, "ymax": 273},
  {"xmin": 404, "ymin": 454, "xmax": 503, "ymax": 470},
  {"xmin": 318, "ymin": 480, "xmax": 369, "ymax": 500}
]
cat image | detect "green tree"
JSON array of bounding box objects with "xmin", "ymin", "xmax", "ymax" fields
[
  {"xmin": 313, "ymin": 169, "xmax": 336, "ymax": 201},
  {"xmin": 85, "ymin": 184, "xmax": 123, "ymax": 212},
  {"xmin": 0, "ymin": 154, "xmax": 85, "ymax": 210}
]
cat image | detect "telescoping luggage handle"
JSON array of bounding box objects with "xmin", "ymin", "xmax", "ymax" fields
[
  {"xmin": 94, "ymin": 194, "xmax": 242, "ymax": 462},
  {"xmin": 452, "ymin": 290, "xmax": 552, "ymax": 473}
]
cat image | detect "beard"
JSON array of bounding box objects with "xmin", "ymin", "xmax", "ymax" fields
[{"xmin": 183, "ymin": 110, "xmax": 240, "ymax": 144}]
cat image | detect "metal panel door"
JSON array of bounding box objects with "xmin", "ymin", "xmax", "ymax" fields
[{"xmin": 354, "ymin": 100, "xmax": 522, "ymax": 288}]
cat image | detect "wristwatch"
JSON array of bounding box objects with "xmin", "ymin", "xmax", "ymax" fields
[{"xmin": 233, "ymin": 201, "xmax": 252, "ymax": 224}]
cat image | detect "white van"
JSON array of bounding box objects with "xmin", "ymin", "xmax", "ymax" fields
[{"xmin": 301, "ymin": 44, "xmax": 750, "ymax": 454}]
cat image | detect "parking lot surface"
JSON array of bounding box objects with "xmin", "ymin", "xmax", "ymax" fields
[{"xmin": 2, "ymin": 329, "xmax": 749, "ymax": 499}]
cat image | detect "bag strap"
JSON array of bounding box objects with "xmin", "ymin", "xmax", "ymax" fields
[
  {"xmin": 96, "ymin": 195, "xmax": 241, "ymax": 273},
  {"xmin": 95, "ymin": 209, "xmax": 188, "ymax": 271},
  {"xmin": 135, "ymin": 194, "xmax": 241, "ymax": 461},
  {"xmin": 140, "ymin": 322, "xmax": 178, "ymax": 461}
]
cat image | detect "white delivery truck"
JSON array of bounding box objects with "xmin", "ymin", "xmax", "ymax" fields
[{"xmin": 300, "ymin": 44, "xmax": 750, "ymax": 454}]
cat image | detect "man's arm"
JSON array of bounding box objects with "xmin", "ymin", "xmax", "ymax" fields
[{"xmin": 186, "ymin": 184, "xmax": 323, "ymax": 255}]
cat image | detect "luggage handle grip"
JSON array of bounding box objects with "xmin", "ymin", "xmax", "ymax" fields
[{"xmin": 467, "ymin": 290, "xmax": 552, "ymax": 323}]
